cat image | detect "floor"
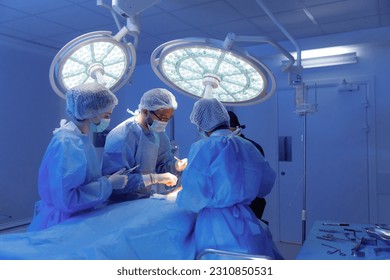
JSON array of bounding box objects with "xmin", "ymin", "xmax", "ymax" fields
[{"xmin": 276, "ymin": 242, "xmax": 302, "ymax": 260}]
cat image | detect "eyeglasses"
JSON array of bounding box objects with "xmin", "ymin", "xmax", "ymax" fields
[{"xmin": 150, "ymin": 111, "xmax": 172, "ymax": 122}]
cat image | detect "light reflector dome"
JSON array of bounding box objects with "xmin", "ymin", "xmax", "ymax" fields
[
  {"xmin": 50, "ymin": 31, "xmax": 136, "ymax": 99},
  {"xmin": 151, "ymin": 38, "xmax": 276, "ymax": 106}
]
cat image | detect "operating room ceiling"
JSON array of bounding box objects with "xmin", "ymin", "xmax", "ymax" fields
[{"xmin": 0, "ymin": 0, "xmax": 389, "ymax": 65}]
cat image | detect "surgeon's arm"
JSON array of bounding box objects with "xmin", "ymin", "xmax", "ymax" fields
[
  {"xmin": 102, "ymin": 141, "xmax": 146, "ymax": 193},
  {"xmin": 155, "ymin": 132, "xmax": 179, "ymax": 174}
]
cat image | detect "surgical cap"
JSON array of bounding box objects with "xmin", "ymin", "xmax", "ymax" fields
[
  {"xmin": 190, "ymin": 98, "xmax": 230, "ymax": 132},
  {"xmin": 138, "ymin": 88, "xmax": 178, "ymax": 111},
  {"xmin": 66, "ymin": 83, "xmax": 118, "ymax": 120}
]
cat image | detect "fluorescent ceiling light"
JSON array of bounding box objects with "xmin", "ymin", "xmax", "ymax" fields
[
  {"xmin": 303, "ymin": 52, "xmax": 357, "ymax": 68},
  {"xmin": 283, "ymin": 52, "xmax": 357, "ymax": 69}
]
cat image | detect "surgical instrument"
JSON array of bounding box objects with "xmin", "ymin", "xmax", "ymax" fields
[
  {"xmin": 351, "ymin": 238, "xmax": 365, "ymax": 257},
  {"xmin": 123, "ymin": 164, "xmax": 140, "ymax": 175},
  {"xmin": 317, "ymin": 233, "xmax": 354, "ymax": 242},
  {"xmin": 321, "ymin": 243, "xmax": 346, "ymax": 256},
  {"xmin": 322, "ymin": 222, "xmax": 349, "ymax": 226},
  {"xmin": 319, "ymin": 228, "xmax": 340, "ymax": 234}
]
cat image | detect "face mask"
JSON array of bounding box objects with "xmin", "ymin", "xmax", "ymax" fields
[
  {"xmin": 149, "ymin": 119, "xmax": 168, "ymax": 133},
  {"xmin": 90, "ymin": 118, "xmax": 110, "ymax": 133}
]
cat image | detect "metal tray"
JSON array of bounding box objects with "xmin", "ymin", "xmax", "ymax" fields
[{"xmin": 366, "ymin": 227, "xmax": 390, "ymax": 245}]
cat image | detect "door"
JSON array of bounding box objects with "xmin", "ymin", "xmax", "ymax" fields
[{"xmin": 278, "ymin": 79, "xmax": 371, "ymax": 244}]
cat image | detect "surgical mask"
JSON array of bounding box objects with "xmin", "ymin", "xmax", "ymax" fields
[
  {"xmin": 90, "ymin": 118, "xmax": 110, "ymax": 133},
  {"xmin": 149, "ymin": 119, "xmax": 168, "ymax": 133}
]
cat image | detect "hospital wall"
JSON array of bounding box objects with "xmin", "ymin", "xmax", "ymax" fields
[
  {"xmin": 0, "ymin": 38, "xmax": 62, "ymax": 229},
  {"xmin": 237, "ymin": 26, "xmax": 390, "ymax": 243},
  {"xmin": 0, "ymin": 26, "xmax": 389, "ymax": 244}
]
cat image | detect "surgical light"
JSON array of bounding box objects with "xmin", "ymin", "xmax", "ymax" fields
[
  {"xmin": 151, "ymin": 34, "xmax": 295, "ymax": 106},
  {"xmin": 151, "ymin": 0, "xmax": 300, "ymax": 106},
  {"xmin": 49, "ymin": 0, "xmax": 160, "ymax": 99},
  {"xmin": 49, "ymin": 30, "xmax": 136, "ymax": 99}
]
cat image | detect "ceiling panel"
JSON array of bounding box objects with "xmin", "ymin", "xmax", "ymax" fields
[{"xmin": 0, "ymin": 0, "xmax": 387, "ymax": 66}]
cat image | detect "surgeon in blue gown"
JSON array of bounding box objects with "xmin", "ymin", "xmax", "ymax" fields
[
  {"xmin": 28, "ymin": 83, "xmax": 128, "ymax": 232},
  {"xmin": 102, "ymin": 88, "xmax": 187, "ymax": 201},
  {"xmin": 177, "ymin": 98, "xmax": 282, "ymax": 259}
]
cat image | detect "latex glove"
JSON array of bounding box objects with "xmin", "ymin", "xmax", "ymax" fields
[
  {"xmin": 175, "ymin": 157, "xmax": 188, "ymax": 171},
  {"xmin": 153, "ymin": 172, "xmax": 178, "ymax": 187},
  {"xmin": 108, "ymin": 169, "xmax": 128, "ymax": 190}
]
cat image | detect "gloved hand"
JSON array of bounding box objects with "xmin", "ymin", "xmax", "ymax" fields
[
  {"xmin": 175, "ymin": 157, "xmax": 188, "ymax": 171},
  {"xmin": 153, "ymin": 172, "xmax": 178, "ymax": 187},
  {"xmin": 108, "ymin": 168, "xmax": 128, "ymax": 190}
]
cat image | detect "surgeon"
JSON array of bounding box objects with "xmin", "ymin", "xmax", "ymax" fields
[
  {"xmin": 28, "ymin": 83, "xmax": 128, "ymax": 232},
  {"xmin": 102, "ymin": 88, "xmax": 187, "ymax": 201},
  {"xmin": 176, "ymin": 98, "xmax": 282, "ymax": 259}
]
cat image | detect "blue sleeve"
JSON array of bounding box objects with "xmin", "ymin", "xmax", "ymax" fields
[
  {"xmin": 102, "ymin": 125, "xmax": 145, "ymax": 193},
  {"xmin": 176, "ymin": 140, "xmax": 213, "ymax": 213},
  {"xmin": 40, "ymin": 137, "xmax": 112, "ymax": 214},
  {"xmin": 155, "ymin": 132, "xmax": 177, "ymax": 174}
]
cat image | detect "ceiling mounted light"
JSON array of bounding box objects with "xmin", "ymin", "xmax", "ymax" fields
[
  {"xmin": 49, "ymin": 30, "xmax": 136, "ymax": 99},
  {"xmin": 49, "ymin": 0, "xmax": 160, "ymax": 99},
  {"xmin": 150, "ymin": 2, "xmax": 298, "ymax": 106},
  {"xmin": 151, "ymin": 34, "xmax": 295, "ymax": 106}
]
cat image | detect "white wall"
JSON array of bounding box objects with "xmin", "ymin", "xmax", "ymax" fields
[
  {"xmin": 219, "ymin": 26, "xmax": 390, "ymax": 242},
  {"xmin": 0, "ymin": 37, "xmax": 61, "ymax": 228}
]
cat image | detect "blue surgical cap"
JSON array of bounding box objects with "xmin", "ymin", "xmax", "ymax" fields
[
  {"xmin": 138, "ymin": 88, "xmax": 178, "ymax": 111},
  {"xmin": 66, "ymin": 83, "xmax": 118, "ymax": 120},
  {"xmin": 190, "ymin": 98, "xmax": 230, "ymax": 132}
]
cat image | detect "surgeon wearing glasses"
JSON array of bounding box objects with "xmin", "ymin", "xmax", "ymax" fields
[{"xmin": 102, "ymin": 88, "xmax": 187, "ymax": 201}]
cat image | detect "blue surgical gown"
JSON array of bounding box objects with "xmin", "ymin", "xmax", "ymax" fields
[
  {"xmin": 102, "ymin": 116, "xmax": 177, "ymax": 199},
  {"xmin": 28, "ymin": 122, "xmax": 112, "ymax": 231},
  {"xmin": 176, "ymin": 129, "xmax": 280, "ymax": 259}
]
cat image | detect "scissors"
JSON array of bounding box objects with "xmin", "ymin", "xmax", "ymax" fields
[{"xmin": 123, "ymin": 164, "xmax": 140, "ymax": 175}]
